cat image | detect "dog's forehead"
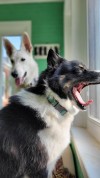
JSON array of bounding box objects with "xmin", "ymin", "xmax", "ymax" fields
[
  {"xmin": 61, "ymin": 60, "xmax": 86, "ymax": 69},
  {"xmin": 55, "ymin": 60, "xmax": 86, "ymax": 76},
  {"xmin": 11, "ymin": 50, "xmax": 27, "ymax": 60}
]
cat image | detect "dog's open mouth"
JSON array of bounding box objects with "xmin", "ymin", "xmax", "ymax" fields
[
  {"xmin": 72, "ymin": 83, "xmax": 93, "ymax": 109},
  {"xmin": 15, "ymin": 72, "xmax": 27, "ymax": 86}
]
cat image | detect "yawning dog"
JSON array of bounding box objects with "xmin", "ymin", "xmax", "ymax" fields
[
  {"xmin": 0, "ymin": 49, "xmax": 100, "ymax": 178},
  {"xmin": 3, "ymin": 32, "xmax": 38, "ymax": 88}
]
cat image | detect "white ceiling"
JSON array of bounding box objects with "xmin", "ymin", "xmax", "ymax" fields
[{"xmin": 0, "ymin": 0, "xmax": 63, "ymax": 4}]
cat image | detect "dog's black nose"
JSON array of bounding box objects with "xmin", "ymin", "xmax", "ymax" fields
[{"xmin": 11, "ymin": 71, "xmax": 18, "ymax": 78}]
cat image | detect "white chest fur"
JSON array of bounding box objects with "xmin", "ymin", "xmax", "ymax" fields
[
  {"xmin": 18, "ymin": 90, "xmax": 78, "ymax": 177},
  {"xmin": 38, "ymin": 110, "xmax": 74, "ymax": 176}
]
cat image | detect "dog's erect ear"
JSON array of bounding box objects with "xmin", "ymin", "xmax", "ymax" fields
[
  {"xmin": 3, "ymin": 38, "xmax": 16, "ymax": 57},
  {"xmin": 21, "ymin": 32, "xmax": 33, "ymax": 53},
  {"xmin": 47, "ymin": 49, "xmax": 61, "ymax": 69}
]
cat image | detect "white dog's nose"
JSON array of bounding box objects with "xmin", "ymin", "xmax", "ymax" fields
[{"xmin": 11, "ymin": 71, "xmax": 18, "ymax": 78}]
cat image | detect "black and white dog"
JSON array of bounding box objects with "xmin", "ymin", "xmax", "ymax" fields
[{"xmin": 0, "ymin": 49, "xmax": 100, "ymax": 178}]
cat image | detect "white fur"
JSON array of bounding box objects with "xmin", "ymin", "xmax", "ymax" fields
[
  {"xmin": 17, "ymin": 87, "xmax": 79, "ymax": 177},
  {"xmin": 3, "ymin": 32, "xmax": 38, "ymax": 87},
  {"xmin": 11, "ymin": 48, "xmax": 38, "ymax": 85}
]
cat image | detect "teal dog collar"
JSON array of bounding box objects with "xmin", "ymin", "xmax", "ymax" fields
[{"xmin": 47, "ymin": 95, "xmax": 67, "ymax": 116}]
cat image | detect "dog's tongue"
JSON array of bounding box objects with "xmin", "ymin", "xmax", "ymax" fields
[
  {"xmin": 74, "ymin": 88, "xmax": 93, "ymax": 106},
  {"xmin": 15, "ymin": 78, "xmax": 22, "ymax": 86}
]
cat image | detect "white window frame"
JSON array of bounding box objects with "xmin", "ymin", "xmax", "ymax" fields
[
  {"xmin": 86, "ymin": 0, "xmax": 100, "ymax": 143},
  {"xmin": 64, "ymin": 0, "xmax": 88, "ymax": 128},
  {"xmin": 0, "ymin": 21, "xmax": 31, "ymax": 107}
]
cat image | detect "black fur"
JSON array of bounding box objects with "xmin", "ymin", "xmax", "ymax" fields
[
  {"xmin": 0, "ymin": 96, "xmax": 48, "ymax": 178},
  {"xmin": 0, "ymin": 49, "xmax": 100, "ymax": 178}
]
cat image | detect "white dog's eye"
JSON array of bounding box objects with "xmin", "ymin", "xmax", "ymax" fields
[{"xmin": 21, "ymin": 58, "xmax": 26, "ymax": 62}]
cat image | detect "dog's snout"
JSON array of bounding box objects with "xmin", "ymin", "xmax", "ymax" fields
[{"xmin": 11, "ymin": 71, "xmax": 18, "ymax": 78}]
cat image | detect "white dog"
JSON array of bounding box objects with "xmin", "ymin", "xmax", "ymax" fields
[{"xmin": 3, "ymin": 32, "xmax": 39, "ymax": 88}]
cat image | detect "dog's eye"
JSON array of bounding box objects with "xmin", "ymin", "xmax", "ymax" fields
[
  {"xmin": 11, "ymin": 59, "xmax": 14, "ymax": 64},
  {"xmin": 73, "ymin": 66, "xmax": 84, "ymax": 74},
  {"xmin": 79, "ymin": 64, "xmax": 85, "ymax": 71},
  {"xmin": 21, "ymin": 58, "xmax": 26, "ymax": 62}
]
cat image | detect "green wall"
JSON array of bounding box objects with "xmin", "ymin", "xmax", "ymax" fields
[{"xmin": 0, "ymin": 2, "xmax": 64, "ymax": 73}]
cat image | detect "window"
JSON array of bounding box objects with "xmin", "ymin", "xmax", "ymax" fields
[{"xmin": 88, "ymin": 0, "xmax": 100, "ymax": 122}]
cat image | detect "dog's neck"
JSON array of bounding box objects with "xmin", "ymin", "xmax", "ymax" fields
[
  {"xmin": 46, "ymin": 87, "xmax": 79, "ymax": 116},
  {"xmin": 47, "ymin": 94, "xmax": 67, "ymax": 116}
]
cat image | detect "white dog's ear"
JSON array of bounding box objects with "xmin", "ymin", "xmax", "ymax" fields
[
  {"xmin": 3, "ymin": 38, "xmax": 16, "ymax": 57},
  {"xmin": 21, "ymin": 32, "xmax": 33, "ymax": 53}
]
